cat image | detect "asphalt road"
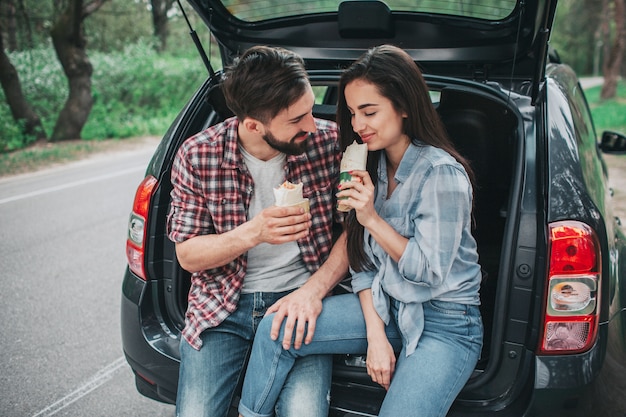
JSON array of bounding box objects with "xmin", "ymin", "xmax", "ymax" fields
[{"xmin": 0, "ymin": 140, "xmax": 174, "ymax": 416}]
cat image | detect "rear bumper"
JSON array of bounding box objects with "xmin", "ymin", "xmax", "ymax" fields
[
  {"xmin": 121, "ymin": 267, "xmax": 624, "ymax": 415},
  {"xmin": 121, "ymin": 268, "xmax": 180, "ymax": 404},
  {"xmin": 530, "ymin": 317, "xmax": 626, "ymax": 416}
]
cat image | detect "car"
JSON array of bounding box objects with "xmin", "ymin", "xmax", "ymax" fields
[{"xmin": 120, "ymin": 0, "xmax": 626, "ymax": 415}]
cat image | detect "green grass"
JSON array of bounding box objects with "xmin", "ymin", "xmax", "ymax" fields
[
  {"xmin": 585, "ymin": 81, "xmax": 626, "ymax": 134},
  {"xmin": 0, "ymin": 139, "xmax": 125, "ymax": 177},
  {"xmin": 0, "ymin": 136, "xmax": 163, "ymax": 178}
]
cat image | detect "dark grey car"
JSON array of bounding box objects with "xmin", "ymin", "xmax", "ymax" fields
[{"xmin": 121, "ymin": 1, "xmax": 626, "ymax": 415}]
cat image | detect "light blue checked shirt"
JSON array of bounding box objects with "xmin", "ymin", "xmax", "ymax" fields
[{"xmin": 350, "ymin": 141, "xmax": 482, "ymax": 356}]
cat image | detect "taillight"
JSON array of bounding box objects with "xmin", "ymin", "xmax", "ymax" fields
[
  {"xmin": 539, "ymin": 221, "xmax": 601, "ymax": 354},
  {"xmin": 126, "ymin": 175, "xmax": 158, "ymax": 280}
]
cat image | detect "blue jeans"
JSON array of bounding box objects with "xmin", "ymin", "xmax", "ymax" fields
[
  {"xmin": 176, "ymin": 291, "xmax": 332, "ymax": 417},
  {"xmin": 239, "ymin": 293, "xmax": 483, "ymax": 417}
]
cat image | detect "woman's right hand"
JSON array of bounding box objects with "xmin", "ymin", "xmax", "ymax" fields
[
  {"xmin": 337, "ymin": 169, "xmax": 378, "ymax": 228},
  {"xmin": 365, "ymin": 334, "xmax": 396, "ymax": 390}
]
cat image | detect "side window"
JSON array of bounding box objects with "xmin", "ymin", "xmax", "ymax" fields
[{"xmin": 312, "ymin": 86, "xmax": 329, "ymax": 104}]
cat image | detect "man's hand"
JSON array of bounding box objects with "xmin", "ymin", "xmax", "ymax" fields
[
  {"xmin": 175, "ymin": 205, "xmax": 311, "ymax": 273},
  {"xmin": 265, "ymin": 232, "xmax": 349, "ymax": 351},
  {"xmin": 266, "ymin": 285, "xmax": 324, "ymax": 350},
  {"xmin": 250, "ymin": 205, "xmax": 311, "ymax": 245}
]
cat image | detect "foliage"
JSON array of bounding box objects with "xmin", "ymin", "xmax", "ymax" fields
[
  {"xmin": 0, "ymin": 41, "xmax": 207, "ymax": 152},
  {"xmin": 4, "ymin": 0, "xmax": 208, "ymax": 54},
  {"xmin": 550, "ymin": 0, "xmax": 601, "ymax": 75},
  {"xmin": 551, "ymin": 0, "xmax": 626, "ymax": 77},
  {"xmin": 86, "ymin": 1, "xmax": 155, "ymax": 52},
  {"xmin": 84, "ymin": 41, "xmax": 207, "ymax": 138},
  {"xmin": 0, "ymin": 46, "xmax": 67, "ymax": 150}
]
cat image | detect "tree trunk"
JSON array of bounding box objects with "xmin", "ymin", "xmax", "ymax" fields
[
  {"xmin": 0, "ymin": 26, "xmax": 46, "ymax": 141},
  {"xmin": 2, "ymin": 0, "xmax": 18, "ymax": 51},
  {"xmin": 49, "ymin": 0, "xmax": 107, "ymax": 141},
  {"xmin": 150, "ymin": 0, "xmax": 174, "ymax": 52},
  {"xmin": 601, "ymin": 0, "xmax": 625, "ymax": 99}
]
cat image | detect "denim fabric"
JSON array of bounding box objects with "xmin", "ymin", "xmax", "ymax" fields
[
  {"xmin": 238, "ymin": 293, "xmax": 482, "ymax": 417},
  {"xmin": 176, "ymin": 291, "xmax": 332, "ymax": 417}
]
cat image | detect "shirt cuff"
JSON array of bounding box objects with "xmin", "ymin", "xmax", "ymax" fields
[{"xmin": 350, "ymin": 270, "xmax": 376, "ymax": 293}]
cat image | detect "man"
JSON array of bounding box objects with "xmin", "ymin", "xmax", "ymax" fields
[{"xmin": 167, "ymin": 45, "xmax": 349, "ymax": 417}]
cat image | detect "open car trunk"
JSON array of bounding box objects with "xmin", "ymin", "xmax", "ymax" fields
[{"xmin": 144, "ymin": 70, "xmax": 531, "ymax": 414}]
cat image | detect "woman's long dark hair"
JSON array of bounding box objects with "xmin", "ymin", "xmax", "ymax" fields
[{"xmin": 336, "ymin": 45, "xmax": 476, "ymax": 272}]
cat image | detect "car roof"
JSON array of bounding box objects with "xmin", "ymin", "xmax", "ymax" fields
[{"xmin": 186, "ymin": 0, "xmax": 558, "ymax": 87}]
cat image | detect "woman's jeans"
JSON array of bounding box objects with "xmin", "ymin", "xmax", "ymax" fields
[
  {"xmin": 238, "ymin": 293, "xmax": 483, "ymax": 417},
  {"xmin": 176, "ymin": 291, "xmax": 332, "ymax": 417}
]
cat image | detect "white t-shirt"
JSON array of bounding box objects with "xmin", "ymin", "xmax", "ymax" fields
[{"xmin": 240, "ymin": 146, "xmax": 310, "ymax": 293}]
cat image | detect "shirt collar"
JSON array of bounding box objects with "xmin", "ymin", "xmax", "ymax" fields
[
  {"xmin": 378, "ymin": 141, "xmax": 422, "ymax": 184},
  {"xmin": 222, "ymin": 117, "xmax": 242, "ymax": 170},
  {"xmin": 395, "ymin": 142, "xmax": 421, "ymax": 182}
]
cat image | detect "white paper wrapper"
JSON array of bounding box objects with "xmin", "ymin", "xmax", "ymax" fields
[
  {"xmin": 273, "ymin": 181, "xmax": 310, "ymax": 212},
  {"xmin": 338, "ymin": 141, "xmax": 368, "ymax": 212},
  {"xmin": 340, "ymin": 140, "xmax": 368, "ymax": 172}
]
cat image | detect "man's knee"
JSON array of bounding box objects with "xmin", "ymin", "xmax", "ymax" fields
[{"xmin": 276, "ymin": 355, "xmax": 332, "ymax": 417}]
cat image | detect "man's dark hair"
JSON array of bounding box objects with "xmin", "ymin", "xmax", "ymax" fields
[{"xmin": 222, "ymin": 46, "xmax": 310, "ymax": 123}]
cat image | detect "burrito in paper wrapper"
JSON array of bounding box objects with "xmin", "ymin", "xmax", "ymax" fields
[
  {"xmin": 338, "ymin": 140, "xmax": 368, "ymax": 212},
  {"xmin": 273, "ymin": 181, "xmax": 310, "ymax": 212}
]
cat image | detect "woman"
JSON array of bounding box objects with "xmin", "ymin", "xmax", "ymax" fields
[{"xmin": 238, "ymin": 44, "xmax": 483, "ymax": 417}]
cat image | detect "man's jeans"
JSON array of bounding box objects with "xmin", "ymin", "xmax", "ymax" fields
[
  {"xmin": 239, "ymin": 293, "xmax": 483, "ymax": 417},
  {"xmin": 176, "ymin": 291, "xmax": 332, "ymax": 417}
]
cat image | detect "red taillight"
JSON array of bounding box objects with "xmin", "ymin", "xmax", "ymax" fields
[
  {"xmin": 126, "ymin": 175, "xmax": 158, "ymax": 280},
  {"xmin": 549, "ymin": 224, "xmax": 597, "ymax": 274},
  {"xmin": 539, "ymin": 221, "xmax": 601, "ymax": 354}
]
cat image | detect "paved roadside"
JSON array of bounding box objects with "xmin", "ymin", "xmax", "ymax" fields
[
  {"xmin": 0, "ymin": 136, "xmax": 162, "ymax": 181},
  {"xmin": 605, "ymin": 154, "xmax": 626, "ymax": 228},
  {"xmin": 579, "ymin": 76, "xmax": 604, "ymax": 89}
]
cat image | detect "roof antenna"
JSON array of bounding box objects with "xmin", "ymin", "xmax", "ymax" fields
[
  {"xmin": 177, "ymin": 0, "xmax": 216, "ymax": 78},
  {"xmin": 507, "ymin": 0, "xmax": 525, "ymax": 106}
]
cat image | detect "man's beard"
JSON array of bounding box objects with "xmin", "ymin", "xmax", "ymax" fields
[{"xmin": 263, "ymin": 129, "xmax": 309, "ymax": 155}]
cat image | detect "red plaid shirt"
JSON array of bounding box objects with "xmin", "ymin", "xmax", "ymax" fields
[{"xmin": 167, "ymin": 117, "xmax": 341, "ymax": 350}]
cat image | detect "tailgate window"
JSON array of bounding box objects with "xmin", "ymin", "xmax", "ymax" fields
[{"xmin": 221, "ymin": 0, "xmax": 517, "ymax": 22}]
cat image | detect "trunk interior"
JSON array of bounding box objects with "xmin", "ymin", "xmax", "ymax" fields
[{"xmin": 147, "ymin": 75, "xmax": 520, "ymax": 410}]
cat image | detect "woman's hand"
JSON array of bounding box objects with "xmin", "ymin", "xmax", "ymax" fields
[
  {"xmin": 339, "ymin": 169, "xmax": 409, "ymax": 263},
  {"xmin": 337, "ymin": 169, "xmax": 378, "ymax": 228},
  {"xmin": 358, "ymin": 289, "xmax": 396, "ymax": 391},
  {"xmin": 365, "ymin": 335, "xmax": 396, "ymax": 390}
]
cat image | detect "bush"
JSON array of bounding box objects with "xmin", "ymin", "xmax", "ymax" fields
[
  {"xmin": 0, "ymin": 46, "xmax": 67, "ymax": 151},
  {"xmin": 0, "ymin": 41, "xmax": 207, "ymax": 152}
]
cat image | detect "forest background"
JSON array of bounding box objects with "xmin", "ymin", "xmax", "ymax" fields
[{"xmin": 0, "ymin": 0, "xmax": 625, "ymax": 171}]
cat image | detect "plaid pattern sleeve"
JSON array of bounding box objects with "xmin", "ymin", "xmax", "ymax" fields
[
  {"xmin": 167, "ymin": 118, "xmax": 251, "ymax": 350},
  {"xmin": 168, "ymin": 138, "xmax": 214, "ymax": 243}
]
